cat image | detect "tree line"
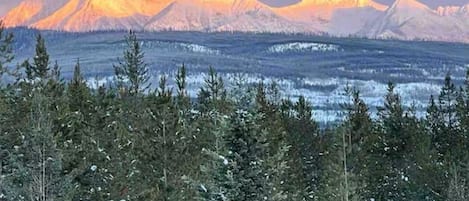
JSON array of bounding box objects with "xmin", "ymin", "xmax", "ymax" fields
[{"xmin": 0, "ymin": 22, "xmax": 469, "ymax": 201}]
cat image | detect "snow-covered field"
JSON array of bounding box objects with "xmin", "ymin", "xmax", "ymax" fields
[
  {"xmin": 267, "ymin": 42, "xmax": 341, "ymax": 53},
  {"xmin": 86, "ymin": 72, "xmax": 445, "ymax": 123}
]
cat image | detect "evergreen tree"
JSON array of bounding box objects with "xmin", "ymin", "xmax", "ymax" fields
[
  {"xmin": 175, "ymin": 64, "xmax": 191, "ymax": 110},
  {"xmin": 3, "ymin": 89, "xmax": 72, "ymax": 200},
  {"xmin": 225, "ymin": 110, "xmax": 267, "ymax": 201},
  {"xmin": 456, "ymin": 70, "xmax": 469, "ymax": 133},
  {"xmin": 435, "ymin": 73, "xmax": 462, "ymax": 159},
  {"xmin": 25, "ymin": 34, "xmax": 50, "ymax": 80},
  {"xmin": 0, "ymin": 21, "xmax": 14, "ymax": 77},
  {"xmin": 196, "ymin": 110, "xmax": 270, "ymax": 201},
  {"xmin": 320, "ymin": 88, "xmax": 370, "ymax": 201},
  {"xmin": 319, "ymin": 127, "xmax": 361, "ymax": 201},
  {"xmin": 366, "ymin": 82, "xmax": 414, "ymax": 200},
  {"xmin": 0, "ymin": 20, "xmax": 13, "ymax": 197},
  {"xmin": 253, "ymin": 82, "xmax": 294, "ymax": 200},
  {"xmin": 197, "ymin": 67, "xmax": 229, "ymax": 113},
  {"xmin": 114, "ymin": 30, "xmax": 150, "ymax": 96},
  {"xmin": 439, "ymin": 73, "xmax": 459, "ymax": 130},
  {"xmin": 289, "ymin": 96, "xmax": 321, "ymax": 200},
  {"xmin": 68, "ymin": 59, "xmax": 91, "ymax": 113},
  {"xmin": 447, "ymin": 164, "xmax": 469, "ymax": 201},
  {"xmin": 196, "ymin": 114, "xmax": 233, "ymax": 201}
]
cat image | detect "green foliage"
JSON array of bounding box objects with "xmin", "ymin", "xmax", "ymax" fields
[
  {"xmin": 25, "ymin": 34, "xmax": 51, "ymax": 80},
  {"xmin": 225, "ymin": 110, "xmax": 267, "ymax": 201},
  {"xmin": 2, "ymin": 30, "xmax": 469, "ymax": 201},
  {"xmin": 114, "ymin": 30, "xmax": 150, "ymax": 96},
  {"xmin": 0, "ymin": 21, "xmax": 14, "ymax": 77},
  {"xmin": 197, "ymin": 67, "xmax": 230, "ymax": 113}
]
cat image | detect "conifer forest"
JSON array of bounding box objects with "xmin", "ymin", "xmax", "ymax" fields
[{"xmin": 1, "ymin": 22, "xmax": 469, "ymax": 201}]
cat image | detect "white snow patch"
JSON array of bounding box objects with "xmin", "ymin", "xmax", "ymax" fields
[
  {"xmin": 219, "ymin": 155, "xmax": 229, "ymax": 165},
  {"xmin": 268, "ymin": 42, "xmax": 341, "ymax": 53},
  {"xmin": 180, "ymin": 43, "xmax": 221, "ymax": 55},
  {"xmin": 200, "ymin": 184, "xmax": 208, "ymax": 193}
]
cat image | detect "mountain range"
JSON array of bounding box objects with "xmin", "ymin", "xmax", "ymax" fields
[{"xmin": 1, "ymin": 0, "xmax": 468, "ymax": 43}]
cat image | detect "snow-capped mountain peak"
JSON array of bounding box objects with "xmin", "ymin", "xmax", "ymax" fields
[
  {"xmin": 390, "ymin": 0, "xmax": 429, "ymax": 10},
  {"xmin": 1, "ymin": 0, "xmax": 468, "ymax": 43}
]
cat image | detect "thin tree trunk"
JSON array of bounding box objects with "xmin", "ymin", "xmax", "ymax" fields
[
  {"xmin": 342, "ymin": 129, "xmax": 349, "ymax": 201},
  {"xmin": 162, "ymin": 120, "xmax": 168, "ymax": 201}
]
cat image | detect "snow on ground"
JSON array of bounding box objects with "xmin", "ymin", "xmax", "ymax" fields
[
  {"xmin": 140, "ymin": 41, "xmax": 221, "ymax": 55},
  {"xmin": 86, "ymin": 72, "xmax": 442, "ymax": 123},
  {"xmin": 267, "ymin": 42, "xmax": 341, "ymax": 53}
]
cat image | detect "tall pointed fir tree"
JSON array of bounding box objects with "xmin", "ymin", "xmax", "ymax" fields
[
  {"xmin": 226, "ymin": 110, "xmax": 268, "ymax": 201},
  {"xmin": 287, "ymin": 95, "xmax": 321, "ymax": 200},
  {"xmin": 114, "ymin": 30, "xmax": 150, "ymax": 96},
  {"xmin": 319, "ymin": 88, "xmax": 370, "ymax": 201},
  {"xmin": 175, "ymin": 64, "xmax": 191, "ymax": 111},
  {"xmin": 172, "ymin": 65, "xmax": 201, "ymax": 200},
  {"xmin": 197, "ymin": 67, "xmax": 230, "ymax": 113},
  {"xmin": 58, "ymin": 59, "xmax": 106, "ymax": 200},
  {"xmin": 319, "ymin": 126, "xmax": 361, "ymax": 201},
  {"xmin": 194, "ymin": 67, "xmax": 232, "ymax": 167},
  {"xmin": 68, "ymin": 59, "xmax": 91, "ymax": 113},
  {"xmin": 0, "ymin": 20, "xmax": 14, "ymax": 196},
  {"xmin": 457, "ymin": 70, "xmax": 469, "ymax": 135},
  {"xmin": 435, "ymin": 73, "xmax": 463, "ymax": 159},
  {"xmin": 199, "ymin": 110, "xmax": 268, "ymax": 201},
  {"xmin": 365, "ymin": 82, "xmax": 414, "ymax": 200},
  {"xmin": 423, "ymin": 94, "xmax": 451, "ymax": 200},
  {"xmin": 0, "ymin": 20, "xmax": 14, "ymax": 78},
  {"xmin": 195, "ymin": 114, "xmax": 233, "ymax": 201},
  {"xmin": 252, "ymin": 82, "xmax": 292, "ymax": 201},
  {"xmin": 23, "ymin": 34, "xmax": 50, "ymax": 80},
  {"xmin": 3, "ymin": 87, "xmax": 73, "ymax": 200},
  {"xmin": 138, "ymin": 74, "xmax": 180, "ymax": 200}
]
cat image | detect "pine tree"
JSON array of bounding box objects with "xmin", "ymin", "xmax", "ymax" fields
[
  {"xmin": 447, "ymin": 164, "xmax": 469, "ymax": 201},
  {"xmin": 28, "ymin": 34, "xmax": 50, "ymax": 80},
  {"xmin": 0, "ymin": 20, "xmax": 14, "ymax": 197},
  {"xmin": 284, "ymin": 95, "xmax": 321, "ymax": 200},
  {"xmin": 225, "ymin": 110, "xmax": 267, "ymax": 201},
  {"xmin": 365, "ymin": 82, "xmax": 414, "ymax": 200},
  {"xmin": 343, "ymin": 88, "xmax": 372, "ymax": 198},
  {"xmin": 0, "ymin": 21, "xmax": 14, "ymax": 77},
  {"xmin": 3, "ymin": 89, "xmax": 73, "ymax": 201},
  {"xmin": 427, "ymin": 95, "xmax": 442, "ymax": 141},
  {"xmin": 434, "ymin": 73, "xmax": 462, "ymax": 159},
  {"xmin": 196, "ymin": 114, "xmax": 233, "ymax": 201},
  {"xmin": 175, "ymin": 64, "xmax": 190, "ymax": 110},
  {"xmin": 68, "ymin": 59, "xmax": 91, "ymax": 113},
  {"xmin": 253, "ymin": 82, "xmax": 294, "ymax": 200},
  {"xmin": 439, "ymin": 73, "xmax": 459, "ymax": 130},
  {"xmin": 319, "ymin": 127, "xmax": 361, "ymax": 201},
  {"xmin": 197, "ymin": 67, "xmax": 229, "ymax": 113},
  {"xmin": 114, "ymin": 30, "xmax": 150, "ymax": 96},
  {"xmin": 196, "ymin": 110, "xmax": 270, "ymax": 201},
  {"xmin": 319, "ymin": 88, "xmax": 371, "ymax": 201},
  {"xmin": 457, "ymin": 70, "xmax": 469, "ymax": 133},
  {"xmin": 230, "ymin": 73, "xmax": 254, "ymax": 110}
]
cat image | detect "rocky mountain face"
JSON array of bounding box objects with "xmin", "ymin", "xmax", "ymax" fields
[{"xmin": 2, "ymin": 0, "xmax": 468, "ymax": 43}]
